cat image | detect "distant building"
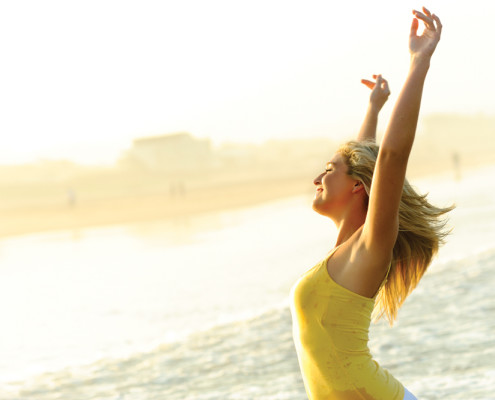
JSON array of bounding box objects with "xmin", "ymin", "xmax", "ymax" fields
[
  {"xmin": 215, "ymin": 143, "xmax": 259, "ymax": 168},
  {"xmin": 123, "ymin": 132, "xmax": 212, "ymax": 173}
]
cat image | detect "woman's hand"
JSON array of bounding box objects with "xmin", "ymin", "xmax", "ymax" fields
[
  {"xmin": 356, "ymin": 75, "xmax": 390, "ymax": 142},
  {"xmin": 361, "ymin": 74, "xmax": 390, "ymax": 113},
  {"xmin": 410, "ymin": 7, "xmax": 442, "ymax": 61}
]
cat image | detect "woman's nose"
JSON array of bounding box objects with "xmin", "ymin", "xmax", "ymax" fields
[{"xmin": 313, "ymin": 172, "xmax": 324, "ymax": 186}]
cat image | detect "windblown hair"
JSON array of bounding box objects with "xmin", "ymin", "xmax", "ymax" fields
[{"xmin": 338, "ymin": 140, "xmax": 454, "ymax": 325}]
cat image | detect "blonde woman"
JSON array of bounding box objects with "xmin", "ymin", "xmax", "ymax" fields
[{"xmin": 291, "ymin": 7, "xmax": 451, "ymax": 400}]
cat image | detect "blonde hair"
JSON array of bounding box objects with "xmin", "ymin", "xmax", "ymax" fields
[{"xmin": 338, "ymin": 140, "xmax": 454, "ymax": 325}]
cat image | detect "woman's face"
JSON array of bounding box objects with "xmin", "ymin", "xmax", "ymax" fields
[{"xmin": 312, "ymin": 153, "xmax": 357, "ymax": 217}]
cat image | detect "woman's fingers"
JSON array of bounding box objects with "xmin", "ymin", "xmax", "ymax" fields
[
  {"xmin": 362, "ymin": 74, "xmax": 390, "ymax": 111},
  {"xmin": 432, "ymin": 13, "xmax": 442, "ymax": 35},
  {"xmin": 412, "ymin": 8, "xmax": 442, "ymax": 42},
  {"xmin": 410, "ymin": 17, "xmax": 419, "ymax": 37},
  {"xmin": 382, "ymin": 79, "xmax": 390, "ymax": 95},
  {"xmin": 361, "ymin": 79, "xmax": 375, "ymax": 90},
  {"xmin": 422, "ymin": 6, "xmax": 432, "ymax": 17},
  {"xmin": 409, "ymin": 8, "xmax": 442, "ymax": 57},
  {"xmin": 362, "ymin": 75, "xmax": 389, "ymax": 95},
  {"xmin": 413, "ymin": 9, "xmax": 436, "ymax": 31},
  {"xmin": 376, "ymin": 75, "xmax": 390, "ymax": 95}
]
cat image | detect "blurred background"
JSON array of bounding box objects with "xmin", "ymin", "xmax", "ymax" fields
[{"xmin": 0, "ymin": 0, "xmax": 494, "ymax": 399}]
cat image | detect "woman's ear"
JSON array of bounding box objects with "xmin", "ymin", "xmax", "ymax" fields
[{"xmin": 352, "ymin": 181, "xmax": 365, "ymax": 194}]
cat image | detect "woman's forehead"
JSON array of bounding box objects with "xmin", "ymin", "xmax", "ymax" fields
[{"xmin": 329, "ymin": 153, "xmax": 345, "ymax": 164}]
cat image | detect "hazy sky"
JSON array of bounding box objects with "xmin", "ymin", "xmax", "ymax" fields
[{"xmin": 1, "ymin": 0, "xmax": 493, "ymax": 164}]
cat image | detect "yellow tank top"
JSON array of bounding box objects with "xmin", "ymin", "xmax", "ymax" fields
[{"xmin": 290, "ymin": 248, "xmax": 405, "ymax": 400}]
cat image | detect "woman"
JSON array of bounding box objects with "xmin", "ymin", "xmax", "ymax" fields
[{"xmin": 290, "ymin": 8, "xmax": 452, "ymax": 400}]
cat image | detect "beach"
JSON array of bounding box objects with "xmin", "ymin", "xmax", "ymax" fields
[
  {"xmin": 0, "ymin": 164, "xmax": 494, "ymax": 399},
  {"xmin": 0, "ymin": 175, "xmax": 311, "ymax": 238},
  {"xmin": 3, "ymin": 115, "xmax": 495, "ymax": 240},
  {"xmin": 2, "ymin": 1, "xmax": 495, "ymax": 397},
  {"xmin": 0, "ymin": 157, "xmax": 484, "ymax": 240}
]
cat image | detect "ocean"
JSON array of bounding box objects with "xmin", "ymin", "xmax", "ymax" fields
[{"xmin": 1, "ymin": 165, "xmax": 494, "ymax": 399}]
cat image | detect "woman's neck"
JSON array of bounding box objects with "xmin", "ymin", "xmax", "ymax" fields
[{"xmin": 333, "ymin": 207, "xmax": 367, "ymax": 247}]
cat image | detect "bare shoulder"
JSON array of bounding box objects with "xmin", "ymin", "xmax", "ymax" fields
[{"xmin": 326, "ymin": 230, "xmax": 392, "ymax": 298}]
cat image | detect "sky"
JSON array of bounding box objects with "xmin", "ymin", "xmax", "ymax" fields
[{"xmin": 0, "ymin": 0, "xmax": 494, "ymax": 165}]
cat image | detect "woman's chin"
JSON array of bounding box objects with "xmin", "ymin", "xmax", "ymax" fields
[
  {"xmin": 312, "ymin": 200, "xmax": 327, "ymax": 216},
  {"xmin": 313, "ymin": 197, "xmax": 335, "ymax": 218}
]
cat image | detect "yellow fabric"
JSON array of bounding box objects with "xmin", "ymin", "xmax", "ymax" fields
[{"xmin": 290, "ymin": 249, "xmax": 404, "ymax": 400}]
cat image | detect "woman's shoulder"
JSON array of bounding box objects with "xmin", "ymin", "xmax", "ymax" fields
[{"xmin": 327, "ymin": 233, "xmax": 392, "ymax": 298}]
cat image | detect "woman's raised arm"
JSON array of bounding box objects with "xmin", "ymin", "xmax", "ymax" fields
[
  {"xmin": 357, "ymin": 75, "xmax": 391, "ymax": 142},
  {"xmin": 363, "ymin": 7, "xmax": 442, "ymax": 254}
]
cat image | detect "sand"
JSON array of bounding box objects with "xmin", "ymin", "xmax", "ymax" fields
[
  {"xmin": 1, "ymin": 154, "xmax": 490, "ymax": 239},
  {"xmin": 0, "ymin": 176, "xmax": 312, "ymax": 239}
]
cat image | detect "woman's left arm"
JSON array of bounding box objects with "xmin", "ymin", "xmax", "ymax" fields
[
  {"xmin": 357, "ymin": 75, "xmax": 391, "ymax": 142},
  {"xmin": 363, "ymin": 8, "xmax": 442, "ymax": 254}
]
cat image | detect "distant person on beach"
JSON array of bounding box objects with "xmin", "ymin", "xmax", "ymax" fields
[
  {"xmin": 290, "ymin": 7, "xmax": 452, "ymax": 400},
  {"xmin": 452, "ymin": 151, "xmax": 462, "ymax": 181},
  {"xmin": 66, "ymin": 187, "xmax": 77, "ymax": 208}
]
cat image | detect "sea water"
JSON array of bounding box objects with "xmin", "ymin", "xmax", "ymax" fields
[{"xmin": 0, "ymin": 166, "xmax": 494, "ymax": 399}]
